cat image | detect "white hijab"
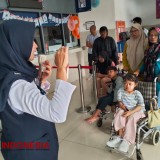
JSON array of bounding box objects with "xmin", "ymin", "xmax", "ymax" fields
[{"xmin": 127, "ymin": 23, "xmax": 148, "ymax": 71}]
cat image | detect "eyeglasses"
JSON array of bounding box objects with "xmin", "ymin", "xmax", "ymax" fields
[
  {"xmin": 130, "ymin": 29, "xmax": 138, "ymax": 34},
  {"xmin": 149, "ymin": 34, "xmax": 158, "ymax": 38}
]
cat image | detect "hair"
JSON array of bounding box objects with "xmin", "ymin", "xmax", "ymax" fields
[
  {"xmin": 99, "ymin": 26, "xmax": 108, "ymax": 33},
  {"xmin": 132, "ymin": 17, "xmax": 142, "ymax": 25},
  {"xmin": 107, "ymin": 66, "xmax": 117, "ymax": 72},
  {"xmin": 148, "ymin": 27, "xmax": 160, "ymax": 45},
  {"xmin": 124, "ymin": 73, "xmax": 138, "ymax": 83},
  {"xmin": 90, "ymin": 25, "xmax": 96, "ymax": 30}
]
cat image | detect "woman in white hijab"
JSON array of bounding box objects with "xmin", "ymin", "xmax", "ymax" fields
[{"xmin": 123, "ymin": 23, "xmax": 148, "ymax": 73}]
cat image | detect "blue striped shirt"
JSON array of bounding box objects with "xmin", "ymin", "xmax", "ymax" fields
[{"xmin": 117, "ymin": 88, "xmax": 145, "ymax": 111}]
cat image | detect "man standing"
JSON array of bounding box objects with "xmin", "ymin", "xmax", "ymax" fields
[
  {"xmin": 86, "ymin": 25, "xmax": 99, "ymax": 80},
  {"xmin": 92, "ymin": 26, "xmax": 119, "ymax": 66}
]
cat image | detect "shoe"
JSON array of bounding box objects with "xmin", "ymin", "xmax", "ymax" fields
[
  {"xmin": 118, "ymin": 139, "xmax": 130, "ymax": 153},
  {"xmin": 87, "ymin": 74, "xmax": 93, "ymax": 80},
  {"xmin": 106, "ymin": 136, "xmax": 121, "ymax": 148}
]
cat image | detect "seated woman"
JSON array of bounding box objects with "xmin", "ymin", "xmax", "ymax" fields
[
  {"xmin": 96, "ymin": 52, "xmax": 115, "ymax": 97},
  {"xmin": 85, "ymin": 66, "xmax": 123, "ymax": 123},
  {"xmin": 106, "ymin": 74, "xmax": 145, "ymax": 153},
  {"xmin": 134, "ymin": 27, "xmax": 160, "ymax": 108}
]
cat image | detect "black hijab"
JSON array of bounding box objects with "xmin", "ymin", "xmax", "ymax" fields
[
  {"xmin": 96, "ymin": 51, "xmax": 111, "ymax": 74},
  {"xmin": 0, "ymin": 20, "xmax": 38, "ymax": 112}
]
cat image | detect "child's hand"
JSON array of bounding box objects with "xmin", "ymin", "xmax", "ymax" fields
[
  {"xmin": 118, "ymin": 102, "xmax": 128, "ymax": 111},
  {"xmin": 111, "ymin": 105, "xmax": 116, "ymax": 113},
  {"xmin": 122, "ymin": 110, "xmax": 132, "ymax": 117}
]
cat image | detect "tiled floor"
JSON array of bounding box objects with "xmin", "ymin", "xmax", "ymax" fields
[{"xmin": 1, "ymin": 73, "xmax": 160, "ymax": 160}]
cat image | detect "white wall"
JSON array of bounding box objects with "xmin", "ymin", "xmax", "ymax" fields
[
  {"xmin": 79, "ymin": 0, "xmax": 160, "ymax": 32},
  {"xmin": 138, "ymin": 0, "xmax": 160, "ymax": 26},
  {"xmin": 78, "ymin": 0, "xmax": 115, "ymax": 32},
  {"xmin": 114, "ymin": 0, "xmax": 160, "ymax": 27},
  {"xmin": 114, "ymin": 0, "xmax": 140, "ymax": 27}
]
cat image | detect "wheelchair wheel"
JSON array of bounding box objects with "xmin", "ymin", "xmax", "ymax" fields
[
  {"xmin": 152, "ymin": 130, "xmax": 160, "ymax": 146},
  {"xmin": 97, "ymin": 119, "xmax": 102, "ymax": 127}
]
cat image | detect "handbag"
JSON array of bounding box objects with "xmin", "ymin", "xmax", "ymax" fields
[{"xmin": 148, "ymin": 98, "xmax": 160, "ymax": 128}]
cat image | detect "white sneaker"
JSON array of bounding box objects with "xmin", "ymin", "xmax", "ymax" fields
[
  {"xmin": 87, "ymin": 74, "xmax": 93, "ymax": 80},
  {"xmin": 106, "ymin": 136, "xmax": 121, "ymax": 148},
  {"xmin": 118, "ymin": 139, "xmax": 130, "ymax": 153}
]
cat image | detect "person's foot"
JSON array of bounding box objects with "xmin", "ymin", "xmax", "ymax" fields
[
  {"xmin": 106, "ymin": 136, "xmax": 121, "ymax": 148},
  {"xmin": 118, "ymin": 139, "xmax": 130, "ymax": 153},
  {"xmin": 85, "ymin": 116, "xmax": 99, "ymax": 123},
  {"xmin": 87, "ymin": 74, "xmax": 93, "ymax": 80}
]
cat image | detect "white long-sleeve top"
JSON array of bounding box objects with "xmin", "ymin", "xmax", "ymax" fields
[{"xmin": 7, "ymin": 79, "xmax": 76, "ymax": 123}]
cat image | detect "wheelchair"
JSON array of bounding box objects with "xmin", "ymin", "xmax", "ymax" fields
[{"xmin": 104, "ymin": 78, "xmax": 160, "ymax": 160}]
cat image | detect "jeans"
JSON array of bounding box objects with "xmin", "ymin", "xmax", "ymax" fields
[{"xmin": 96, "ymin": 92, "xmax": 114, "ymax": 111}]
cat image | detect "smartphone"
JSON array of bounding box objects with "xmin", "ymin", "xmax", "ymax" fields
[{"xmin": 38, "ymin": 55, "xmax": 46, "ymax": 72}]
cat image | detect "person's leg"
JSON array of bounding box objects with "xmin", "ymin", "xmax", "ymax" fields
[
  {"xmin": 118, "ymin": 128, "xmax": 125, "ymax": 137},
  {"xmin": 123, "ymin": 111, "xmax": 145, "ymax": 144},
  {"xmin": 101, "ymin": 77, "xmax": 111, "ymax": 96},
  {"xmin": 114, "ymin": 109, "xmax": 126, "ymax": 131},
  {"xmin": 118, "ymin": 111, "xmax": 145, "ymax": 153},
  {"xmin": 85, "ymin": 93, "xmax": 114, "ymax": 123},
  {"xmin": 96, "ymin": 77, "xmax": 101, "ymax": 98},
  {"xmin": 85, "ymin": 109, "xmax": 101, "ymax": 123},
  {"xmin": 88, "ymin": 54, "xmax": 93, "ymax": 74}
]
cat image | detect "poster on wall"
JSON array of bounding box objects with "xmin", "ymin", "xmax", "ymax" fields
[
  {"xmin": 116, "ymin": 21, "xmax": 126, "ymax": 41},
  {"xmin": 156, "ymin": 0, "xmax": 160, "ymax": 18},
  {"xmin": 75, "ymin": 0, "xmax": 91, "ymax": 12}
]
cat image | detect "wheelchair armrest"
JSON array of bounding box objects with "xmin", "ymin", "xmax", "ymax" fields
[{"xmin": 137, "ymin": 116, "xmax": 148, "ymax": 126}]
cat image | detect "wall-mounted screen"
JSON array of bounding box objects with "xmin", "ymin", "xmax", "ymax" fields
[
  {"xmin": 75, "ymin": 0, "xmax": 91, "ymax": 13},
  {"xmin": 8, "ymin": 0, "xmax": 43, "ymax": 9}
]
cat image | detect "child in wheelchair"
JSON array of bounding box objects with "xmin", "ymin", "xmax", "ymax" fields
[
  {"xmin": 106, "ymin": 73, "xmax": 146, "ymax": 153},
  {"xmin": 85, "ymin": 66, "xmax": 123, "ymax": 123}
]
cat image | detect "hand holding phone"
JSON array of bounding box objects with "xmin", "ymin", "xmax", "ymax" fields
[{"xmin": 38, "ymin": 55, "xmax": 46, "ymax": 73}]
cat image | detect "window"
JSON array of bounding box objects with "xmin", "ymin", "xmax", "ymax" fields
[{"xmin": 42, "ymin": 13, "xmax": 62, "ymax": 53}]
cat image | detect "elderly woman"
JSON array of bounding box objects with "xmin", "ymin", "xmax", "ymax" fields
[{"xmin": 123, "ymin": 23, "xmax": 148, "ymax": 74}]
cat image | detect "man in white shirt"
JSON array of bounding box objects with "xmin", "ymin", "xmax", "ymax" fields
[{"xmin": 86, "ymin": 25, "xmax": 99, "ymax": 80}]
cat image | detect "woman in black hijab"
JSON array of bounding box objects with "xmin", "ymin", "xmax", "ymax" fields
[
  {"xmin": 0, "ymin": 20, "xmax": 76, "ymax": 160},
  {"xmin": 96, "ymin": 51, "xmax": 114, "ymax": 97}
]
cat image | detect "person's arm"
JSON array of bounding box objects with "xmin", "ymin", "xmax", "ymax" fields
[
  {"xmin": 8, "ymin": 47, "xmax": 76, "ymax": 123},
  {"xmin": 86, "ymin": 35, "xmax": 93, "ymax": 48},
  {"xmin": 8, "ymin": 79, "xmax": 76, "ymax": 123},
  {"xmin": 113, "ymin": 77, "xmax": 124, "ymax": 102},
  {"xmin": 92, "ymin": 38, "xmax": 98, "ymax": 61},
  {"xmin": 117, "ymin": 88, "xmax": 128, "ymax": 111},
  {"xmin": 86, "ymin": 41, "xmax": 92, "ymax": 48},
  {"xmin": 55, "ymin": 47, "xmax": 68, "ymax": 81},
  {"xmin": 134, "ymin": 59, "xmax": 144, "ymax": 76},
  {"xmin": 111, "ymin": 38, "xmax": 119, "ymax": 65},
  {"xmin": 122, "ymin": 42, "xmax": 130, "ymax": 71}
]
